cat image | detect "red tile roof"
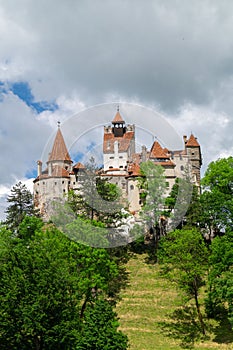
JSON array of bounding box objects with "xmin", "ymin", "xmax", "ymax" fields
[
  {"xmin": 73, "ymin": 162, "xmax": 85, "ymax": 170},
  {"xmin": 33, "ymin": 165, "xmax": 70, "ymax": 181},
  {"xmin": 112, "ymin": 111, "xmax": 125, "ymax": 123},
  {"xmin": 103, "ymin": 131, "xmax": 134, "ymax": 153},
  {"xmin": 186, "ymin": 134, "xmax": 200, "ymax": 147},
  {"xmin": 150, "ymin": 141, "xmax": 170, "ymax": 159},
  {"xmin": 127, "ymin": 163, "xmax": 141, "ymax": 177},
  {"xmin": 48, "ymin": 128, "xmax": 72, "ymax": 162}
]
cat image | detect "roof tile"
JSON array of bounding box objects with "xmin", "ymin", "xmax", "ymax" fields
[
  {"xmin": 186, "ymin": 134, "xmax": 200, "ymax": 147},
  {"xmin": 48, "ymin": 128, "xmax": 72, "ymax": 162}
]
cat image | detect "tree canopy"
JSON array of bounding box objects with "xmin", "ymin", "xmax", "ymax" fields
[
  {"xmin": 201, "ymin": 157, "xmax": 233, "ymax": 234},
  {"xmin": 158, "ymin": 228, "xmax": 209, "ymax": 334},
  {"xmin": 4, "ymin": 181, "xmax": 37, "ymax": 232},
  {"xmin": 0, "ymin": 217, "xmax": 128, "ymax": 349}
]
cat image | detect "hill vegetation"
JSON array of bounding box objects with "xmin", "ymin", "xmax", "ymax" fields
[
  {"xmin": 117, "ymin": 253, "xmax": 233, "ymax": 350},
  {"xmin": 0, "ymin": 156, "xmax": 233, "ymax": 349}
]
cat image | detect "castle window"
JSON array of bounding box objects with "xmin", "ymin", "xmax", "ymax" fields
[
  {"xmin": 192, "ymin": 152, "xmax": 195, "ymax": 155},
  {"xmin": 166, "ymin": 182, "xmax": 169, "ymax": 188},
  {"xmin": 119, "ymin": 156, "xmax": 123, "ymax": 159},
  {"xmin": 180, "ymin": 165, "xmax": 184, "ymax": 171},
  {"xmin": 43, "ymin": 182, "xmax": 45, "ymax": 185},
  {"xmin": 63, "ymin": 189, "xmax": 66, "ymax": 193},
  {"xmin": 120, "ymin": 166, "xmax": 123, "ymax": 168},
  {"xmin": 54, "ymin": 182, "xmax": 57, "ymax": 185},
  {"xmin": 110, "ymin": 156, "xmax": 114, "ymax": 159},
  {"xmin": 73, "ymin": 182, "xmax": 75, "ymax": 185},
  {"xmin": 179, "ymin": 154, "xmax": 183, "ymax": 160},
  {"xmin": 109, "ymin": 166, "xmax": 113, "ymax": 169},
  {"xmin": 62, "ymin": 180, "xmax": 64, "ymax": 184},
  {"xmin": 130, "ymin": 185, "xmax": 134, "ymax": 190}
]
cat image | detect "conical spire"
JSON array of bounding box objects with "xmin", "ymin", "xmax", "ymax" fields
[
  {"xmin": 48, "ymin": 126, "xmax": 72, "ymax": 163},
  {"xmin": 150, "ymin": 141, "xmax": 169, "ymax": 159},
  {"xmin": 112, "ymin": 106, "xmax": 125, "ymax": 124},
  {"xmin": 186, "ymin": 134, "xmax": 200, "ymax": 147}
]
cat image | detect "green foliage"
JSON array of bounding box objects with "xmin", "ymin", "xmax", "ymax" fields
[
  {"xmin": 206, "ymin": 230, "xmax": 233, "ymax": 327},
  {"xmin": 159, "ymin": 228, "xmax": 209, "ymax": 334},
  {"xmin": 139, "ymin": 161, "xmax": 166, "ymax": 224},
  {"xmin": 201, "ymin": 157, "xmax": 233, "ymax": 233},
  {"xmin": 5, "ymin": 181, "xmax": 38, "ymax": 232},
  {"xmin": 66, "ymin": 159, "xmax": 126, "ymax": 228},
  {"xmin": 76, "ymin": 299, "xmax": 128, "ymax": 350},
  {"xmin": 138, "ymin": 161, "xmax": 166, "ymax": 259},
  {"xmin": 185, "ymin": 185, "xmax": 202, "ymax": 228},
  {"xmin": 165, "ymin": 177, "xmax": 179, "ymax": 211},
  {"xmin": 0, "ymin": 217, "xmax": 128, "ymax": 349},
  {"xmin": 202, "ymin": 157, "xmax": 233, "ymax": 194}
]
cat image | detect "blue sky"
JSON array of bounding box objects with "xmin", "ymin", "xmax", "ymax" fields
[{"xmin": 10, "ymin": 81, "xmax": 58, "ymax": 113}]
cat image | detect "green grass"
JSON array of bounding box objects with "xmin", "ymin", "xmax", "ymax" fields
[{"xmin": 116, "ymin": 254, "xmax": 233, "ymax": 350}]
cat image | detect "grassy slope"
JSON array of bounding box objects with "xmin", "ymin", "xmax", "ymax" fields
[{"xmin": 116, "ymin": 254, "xmax": 233, "ymax": 350}]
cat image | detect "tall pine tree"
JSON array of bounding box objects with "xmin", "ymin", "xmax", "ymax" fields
[{"xmin": 5, "ymin": 181, "xmax": 37, "ymax": 232}]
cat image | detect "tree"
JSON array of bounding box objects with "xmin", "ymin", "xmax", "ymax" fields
[
  {"xmin": 5, "ymin": 181, "xmax": 37, "ymax": 232},
  {"xmin": 158, "ymin": 228, "xmax": 209, "ymax": 335},
  {"xmin": 76, "ymin": 299, "xmax": 128, "ymax": 350},
  {"xmin": 185, "ymin": 185, "xmax": 202, "ymax": 228},
  {"xmin": 201, "ymin": 157, "xmax": 233, "ymax": 235},
  {"xmin": 164, "ymin": 172, "xmax": 193, "ymax": 231},
  {"xmin": 206, "ymin": 230, "xmax": 233, "ymax": 328},
  {"xmin": 138, "ymin": 161, "xmax": 166, "ymax": 258},
  {"xmin": 0, "ymin": 217, "xmax": 128, "ymax": 349},
  {"xmin": 66, "ymin": 158, "xmax": 125, "ymax": 226}
]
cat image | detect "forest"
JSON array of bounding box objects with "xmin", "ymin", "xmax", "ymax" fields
[{"xmin": 0, "ymin": 156, "xmax": 233, "ymax": 349}]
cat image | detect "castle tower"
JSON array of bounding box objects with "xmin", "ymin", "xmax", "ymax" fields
[
  {"xmin": 111, "ymin": 107, "xmax": 126, "ymax": 137},
  {"xmin": 185, "ymin": 134, "xmax": 202, "ymax": 189},
  {"xmin": 33, "ymin": 123, "xmax": 73, "ymax": 219},
  {"xmin": 47, "ymin": 123, "xmax": 73, "ymax": 174},
  {"xmin": 103, "ymin": 108, "xmax": 135, "ymax": 173}
]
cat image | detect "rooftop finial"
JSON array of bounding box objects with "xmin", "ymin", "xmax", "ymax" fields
[
  {"xmin": 117, "ymin": 105, "xmax": 119, "ymax": 112},
  {"xmin": 57, "ymin": 121, "xmax": 61, "ymax": 128}
]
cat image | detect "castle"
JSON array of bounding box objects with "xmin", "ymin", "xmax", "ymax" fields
[{"xmin": 33, "ymin": 109, "xmax": 202, "ymax": 219}]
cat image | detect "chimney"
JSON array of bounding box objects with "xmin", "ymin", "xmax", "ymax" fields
[
  {"xmin": 37, "ymin": 160, "xmax": 42, "ymax": 176},
  {"xmin": 141, "ymin": 145, "xmax": 147, "ymax": 162},
  {"xmin": 183, "ymin": 135, "xmax": 187, "ymax": 144}
]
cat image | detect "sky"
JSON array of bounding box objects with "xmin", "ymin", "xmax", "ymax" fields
[{"xmin": 0, "ymin": 0, "xmax": 233, "ymax": 217}]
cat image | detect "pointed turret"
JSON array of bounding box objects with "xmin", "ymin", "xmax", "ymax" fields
[
  {"xmin": 112, "ymin": 107, "xmax": 126, "ymax": 137},
  {"xmin": 112, "ymin": 108, "xmax": 125, "ymax": 124},
  {"xmin": 186, "ymin": 134, "xmax": 200, "ymax": 147},
  {"xmin": 150, "ymin": 141, "xmax": 169, "ymax": 160},
  {"xmin": 48, "ymin": 125, "xmax": 72, "ymax": 163}
]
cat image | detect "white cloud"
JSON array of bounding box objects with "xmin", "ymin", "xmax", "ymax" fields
[
  {"xmin": 168, "ymin": 102, "xmax": 233, "ymax": 173},
  {"xmin": 0, "ymin": 0, "xmax": 233, "ymax": 218}
]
